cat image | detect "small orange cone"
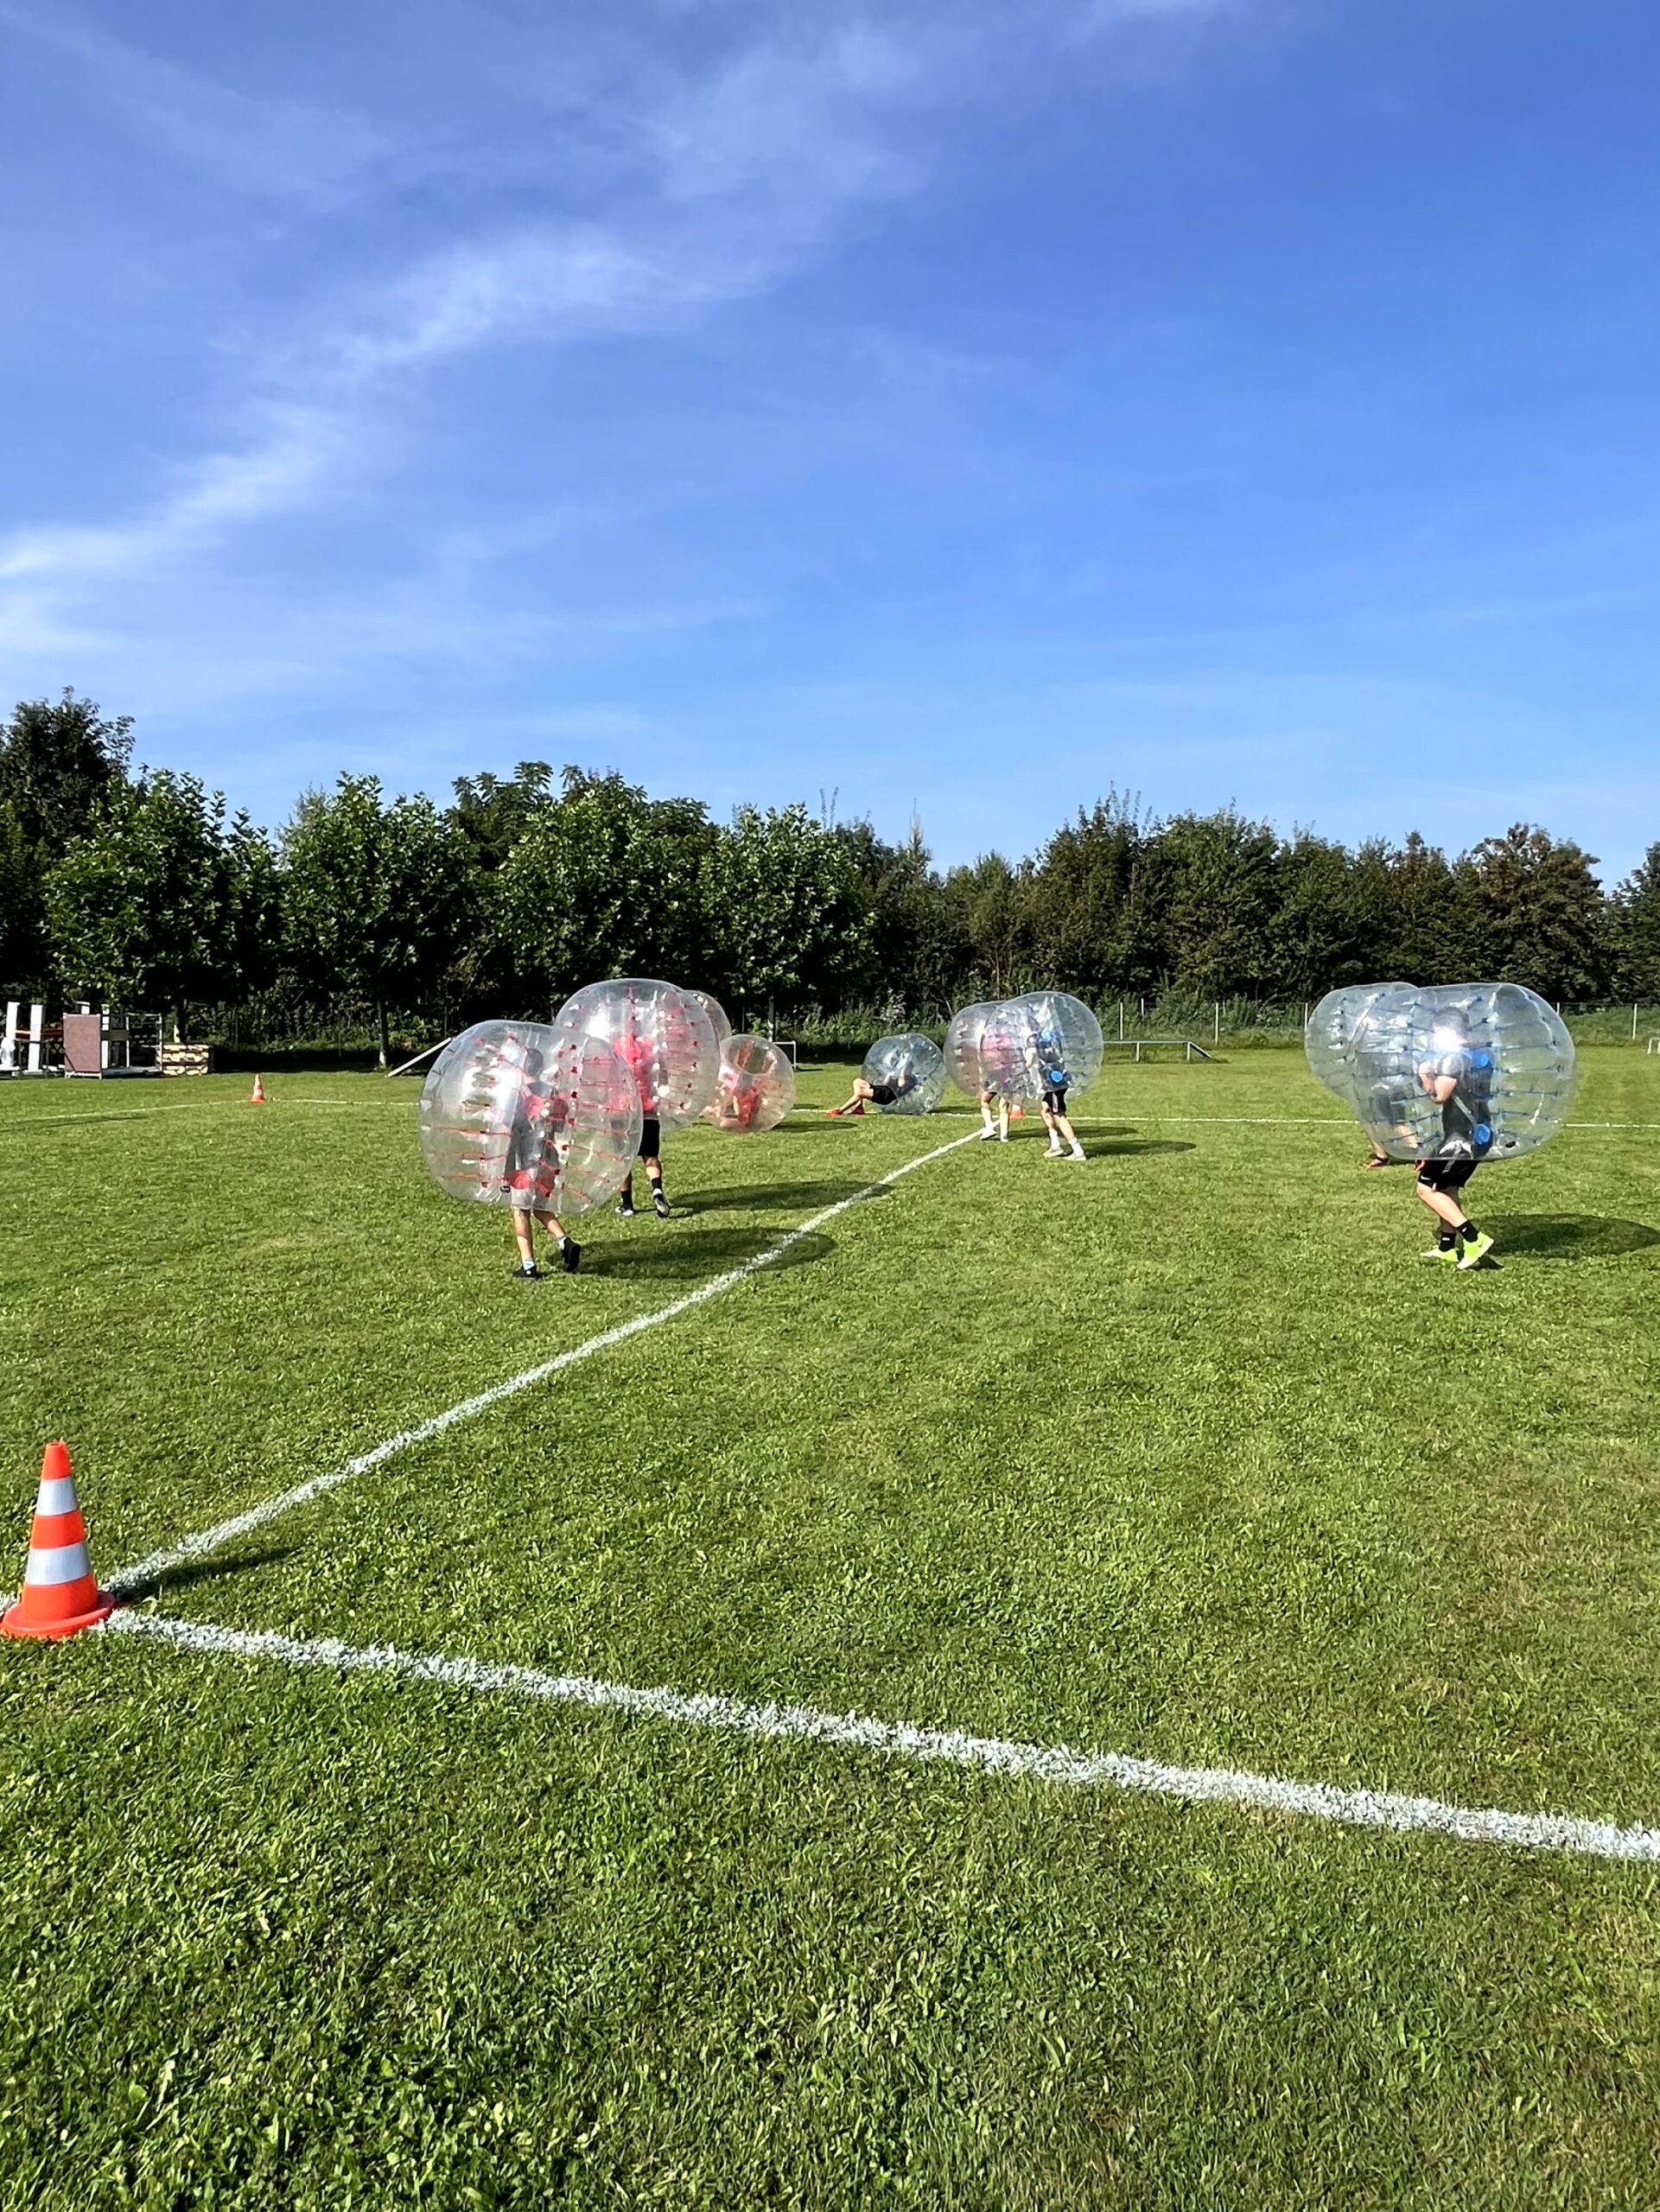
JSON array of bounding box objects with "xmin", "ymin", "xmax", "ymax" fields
[
  {"xmin": 3, "ymin": 1443, "xmax": 113, "ymax": 1641},
  {"xmin": 250, "ymin": 1073, "xmax": 265, "ymax": 1103}
]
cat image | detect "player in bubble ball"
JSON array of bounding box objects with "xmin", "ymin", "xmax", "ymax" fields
[
  {"xmin": 827, "ymin": 1068, "xmax": 916, "ymax": 1116},
  {"xmin": 1414, "ymin": 1007, "xmax": 1497, "ymax": 1270},
  {"xmin": 1028, "ymin": 1025, "xmax": 1087, "ymax": 1161},
  {"xmin": 504, "ymin": 1046, "xmax": 582, "ymax": 1278}
]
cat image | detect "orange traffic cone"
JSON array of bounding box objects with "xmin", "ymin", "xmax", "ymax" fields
[
  {"xmin": 3, "ymin": 1443, "xmax": 113, "ymax": 1641},
  {"xmin": 250, "ymin": 1072, "xmax": 265, "ymax": 1103}
]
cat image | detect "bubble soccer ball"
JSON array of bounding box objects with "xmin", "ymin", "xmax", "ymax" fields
[
  {"xmin": 1305, "ymin": 984, "xmax": 1409, "ymax": 1098},
  {"xmin": 861, "ymin": 1033, "xmax": 947, "ymax": 1116},
  {"xmin": 418, "ymin": 1018, "xmax": 643, "ymax": 1216},
  {"xmin": 973, "ymin": 1001, "xmax": 1040, "ymax": 1102},
  {"xmin": 944, "ymin": 1002, "xmax": 1000, "ymax": 1096},
  {"xmin": 1341, "ymin": 982, "xmax": 1576, "ymax": 1163},
  {"xmin": 555, "ymin": 978, "xmax": 721, "ymax": 1130},
  {"xmin": 683, "ymin": 988, "xmax": 733, "ymax": 1047},
  {"xmin": 999, "ymin": 991, "xmax": 1105, "ymax": 1099},
  {"xmin": 703, "ymin": 1034, "xmax": 795, "ymax": 1133}
]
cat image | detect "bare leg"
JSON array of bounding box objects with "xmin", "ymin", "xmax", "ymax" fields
[
  {"xmin": 512, "ymin": 1211, "xmax": 537, "ymax": 1268},
  {"xmin": 1053, "ymin": 1109, "xmax": 1085, "ymax": 1158},
  {"xmin": 1416, "ymin": 1181, "xmax": 1471, "ymax": 1234}
]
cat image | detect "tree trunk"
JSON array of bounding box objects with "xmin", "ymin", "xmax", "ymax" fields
[{"xmin": 377, "ymin": 1000, "xmax": 390, "ymax": 1070}]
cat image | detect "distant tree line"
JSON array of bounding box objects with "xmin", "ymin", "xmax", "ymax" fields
[{"xmin": 3, "ymin": 690, "xmax": 1659, "ymax": 1057}]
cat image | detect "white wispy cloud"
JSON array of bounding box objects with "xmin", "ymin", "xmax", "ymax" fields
[
  {"xmin": 0, "ymin": 1, "xmax": 1245, "ymax": 610},
  {"xmin": 0, "ymin": 408, "xmax": 341, "ymax": 584},
  {"xmin": 0, "ymin": 0, "xmax": 389, "ymax": 201}
]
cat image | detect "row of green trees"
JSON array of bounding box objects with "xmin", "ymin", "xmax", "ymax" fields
[{"xmin": 3, "ymin": 690, "xmax": 1659, "ymax": 1054}]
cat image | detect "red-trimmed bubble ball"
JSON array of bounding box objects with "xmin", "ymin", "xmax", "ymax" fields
[
  {"xmin": 683, "ymin": 988, "xmax": 733, "ymax": 1047},
  {"xmin": 418, "ymin": 1019, "xmax": 643, "ymax": 1216},
  {"xmin": 554, "ymin": 978, "xmax": 721, "ymax": 1130},
  {"xmin": 703, "ymin": 1034, "xmax": 795, "ymax": 1133}
]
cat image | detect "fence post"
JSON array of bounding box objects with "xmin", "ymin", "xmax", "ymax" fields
[
  {"xmin": 1634, "ymin": 1004, "xmax": 1640, "ymax": 1041},
  {"xmin": 1118, "ymin": 1001, "xmax": 1124, "ymax": 1040},
  {"xmin": 1213, "ymin": 1001, "xmax": 1220, "ymax": 1043}
]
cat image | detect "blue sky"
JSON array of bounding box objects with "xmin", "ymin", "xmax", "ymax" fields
[{"xmin": 3, "ymin": 0, "xmax": 1657, "ymax": 880}]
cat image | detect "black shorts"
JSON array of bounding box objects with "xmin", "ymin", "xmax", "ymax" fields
[
  {"xmin": 1417, "ymin": 1155, "xmax": 1478, "ymax": 1195},
  {"xmin": 637, "ymin": 1116, "xmax": 661, "ymax": 1160},
  {"xmin": 868, "ymin": 1084, "xmax": 898, "ymax": 1107},
  {"xmin": 1042, "ymin": 1085, "xmax": 1068, "ymax": 1116}
]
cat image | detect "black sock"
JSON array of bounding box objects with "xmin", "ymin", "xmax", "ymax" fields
[
  {"xmin": 1456, "ymin": 1221, "xmax": 1475, "ymax": 1243},
  {"xmin": 1439, "ymin": 1230, "xmax": 1457, "ymax": 1251}
]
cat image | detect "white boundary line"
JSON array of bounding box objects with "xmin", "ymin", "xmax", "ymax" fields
[
  {"xmin": 105, "ymin": 1131, "xmax": 978, "ymax": 1598},
  {"xmin": 103, "ymin": 1611, "xmax": 1660, "ymax": 1866}
]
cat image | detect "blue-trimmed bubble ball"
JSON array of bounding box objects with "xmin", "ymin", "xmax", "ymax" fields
[
  {"xmin": 860, "ymin": 1033, "xmax": 947, "ymax": 1116},
  {"xmin": 1342, "ymin": 982, "xmax": 1576, "ymax": 1163}
]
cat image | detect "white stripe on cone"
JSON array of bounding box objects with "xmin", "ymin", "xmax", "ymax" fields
[
  {"xmin": 37, "ymin": 1477, "xmax": 78, "ymax": 1514},
  {"xmin": 25, "ymin": 1541, "xmax": 92, "ymax": 1586}
]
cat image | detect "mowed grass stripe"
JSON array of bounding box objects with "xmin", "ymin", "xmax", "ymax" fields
[
  {"xmin": 105, "ymin": 1128, "xmax": 978, "ymax": 1599},
  {"xmin": 133, "ymin": 1052, "xmax": 1660, "ymax": 1826},
  {"xmin": 107, "ymin": 1609, "xmax": 1660, "ymax": 1865},
  {"xmin": 5, "ymin": 1053, "xmax": 1660, "ymax": 2207}
]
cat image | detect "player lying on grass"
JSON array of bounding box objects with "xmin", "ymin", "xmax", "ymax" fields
[
  {"xmin": 827, "ymin": 1070, "xmax": 916, "ymax": 1116},
  {"xmin": 1414, "ymin": 1007, "xmax": 1496, "ymax": 1270}
]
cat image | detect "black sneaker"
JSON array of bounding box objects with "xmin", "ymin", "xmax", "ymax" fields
[
  {"xmin": 653, "ymin": 1192, "xmax": 671, "ymax": 1219},
  {"xmin": 512, "ymin": 1262, "xmax": 542, "ymax": 1281},
  {"xmin": 560, "ymin": 1238, "xmax": 582, "ymax": 1274}
]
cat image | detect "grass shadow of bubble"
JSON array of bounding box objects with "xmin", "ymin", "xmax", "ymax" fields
[
  {"xmin": 1084, "ymin": 1139, "xmax": 1199, "ymax": 1159},
  {"xmin": 582, "ymin": 1228, "xmax": 836, "ymax": 1282},
  {"xmin": 1488, "ymin": 1214, "xmax": 1660, "ymax": 1262},
  {"xmin": 111, "ymin": 1544, "xmax": 299, "ymax": 1606},
  {"xmin": 678, "ymin": 1179, "xmax": 879, "ymax": 1216}
]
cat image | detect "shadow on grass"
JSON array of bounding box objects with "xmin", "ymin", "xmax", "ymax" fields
[
  {"xmin": 677, "ymin": 1179, "xmax": 881, "ymax": 1216},
  {"xmin": 1488, "ymin": 1214, "xmax": 1660, "ymax": 1262},
  {"xmin": 112, "ymin": 1544, "xmax": 299, "ymax": 1605},
  {"xmin": 582, "ymin": 1228, "xmax": 835, "ymax": 1281},
  {"xmin": 5, "ymin": 1111, "xmax": 156, "ymax": 1130},
  {"xmin": 1084, "ymin": 1139, "xmax": 1199, "ymax": 1159}
]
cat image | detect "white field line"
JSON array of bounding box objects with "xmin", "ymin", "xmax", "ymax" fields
[
  {"xmin": 105, "ymin": 1132, "xmax": 979, "ymax": 1598},
  {"xmin": 104, "ymin": 1610, "xmax": 1660, "ymax": 1866}
]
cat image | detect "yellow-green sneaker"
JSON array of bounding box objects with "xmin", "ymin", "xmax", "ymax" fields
[
  {"xmin": 1420, "ymin": 1243, "xmax": 1459, "ymax": 1264},
  {"xmin": 1457, "ymin": 1230, "xmax": 1496, "ymax": 1270}
]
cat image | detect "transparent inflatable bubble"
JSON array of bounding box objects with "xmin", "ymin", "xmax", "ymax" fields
[
  {"xmin": 977, "ymin": 1001, "xmax": 1042, "ymax": 1102},
  {"xmin": 1342, "ymin": 982, "xmax": 1577, "ymax": 1163},
  {"xmin": 703, "ymin": 1033, "xmax": 795, "ymax": 1133},
  {"xmin": 1305, "ymin": 984, "xmax": 1409, "ymax": 1098},
  {"xmin": 861, "ymin": 1033, "xmax": 947, "ymax": 1116},
  {"xmin": 944, "ymin": 1001, "xmax": 999, "ymax": 1096},
  {"xmin": 684, "ymin": 988, "xmax": 733, "ymax": 1047},
  {"xmin": 555, "ymin": 977, "xmax": 720, "ymax": 1130},
  {"xmin": 1000, "ymin": 990, "xmax": 1105, "ymax": 1098},
  {"xmin": 418, "ymin": 1018, "xmax": 643, "ymax": 1217}
]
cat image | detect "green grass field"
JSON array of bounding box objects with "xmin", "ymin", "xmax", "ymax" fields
[{"xmin": 3, "ymin": 1052, "xmax": 1658, "ymax": 2208}]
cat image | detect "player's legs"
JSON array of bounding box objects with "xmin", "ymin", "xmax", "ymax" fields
[
  {"xmin": 533, "ymin": 1205, "xmax": 582, "ymax": 1272},
  {"xmin": 829, "ymin": 1078, "xmax": 875, "ymax": 1117},
  {"xmin": 511, "ymin": 1207, "xmax": 538, "ymax": 1273},
  {"xmin": 1416, "ymin": 1161, "xmax": 1487, "ymax": 1263},
  {"xmin": 1053, "ymin": 1109, "xmax": 1085, "ymax": 1160}
]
